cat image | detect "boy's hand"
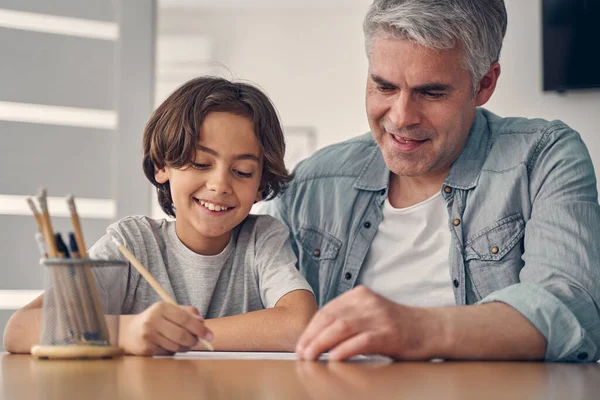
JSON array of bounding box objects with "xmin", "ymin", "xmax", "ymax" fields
[{"xmin": 121, "ymin": 302, "xmax": 212, "ymax": 356}]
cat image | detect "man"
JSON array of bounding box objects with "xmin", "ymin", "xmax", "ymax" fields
[{"xmin": 262, "ymin": 0, "xmax": 600, "ymax": 362}]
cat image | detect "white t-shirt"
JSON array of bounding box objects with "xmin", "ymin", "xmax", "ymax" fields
[{"xmin": 356, "ymin": 192, "xmax": 455, "ymax": 307}]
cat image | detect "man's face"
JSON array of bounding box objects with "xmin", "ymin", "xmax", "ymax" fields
[{"xmin": 366, "ymin": 36, "xmax": 484, "ymax": 180}]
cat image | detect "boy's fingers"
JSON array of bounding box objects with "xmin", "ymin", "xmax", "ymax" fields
[
  {"xmin": 156, "ymin": 318, "xmax": 199, "ymax": 348},
  {"xmin": 147, "ymin": 329, "xmax": 186, "ymax": 354},
  {"xmin": 181, "ymin": 305, "xmax": 203, "ymax": 318},
  {"xmin": 161, "ymin": 304, "xmax": 212, "ymax": 340}
]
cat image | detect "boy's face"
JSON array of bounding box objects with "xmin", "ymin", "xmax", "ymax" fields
[{"xmin": 155, "ymin": 111, "xmax": 263, "ymax": 255}]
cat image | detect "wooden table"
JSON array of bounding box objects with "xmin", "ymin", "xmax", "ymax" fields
[{"xmin": 2, "ymin": 353, "xmax": 600, "ymax": 399}]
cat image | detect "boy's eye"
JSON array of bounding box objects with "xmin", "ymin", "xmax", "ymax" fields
[
  {"xmin": 191, "ymin": 162, "xmax": 209, "ymax": 169},
  {"xmin": 234, "ymin": 170, "xmax": 253, "ymax": 178}
]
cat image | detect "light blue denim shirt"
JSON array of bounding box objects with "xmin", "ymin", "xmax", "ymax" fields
[{"xmin": 262, "ymin": 108, "xmax": 600, "ymax": 362}]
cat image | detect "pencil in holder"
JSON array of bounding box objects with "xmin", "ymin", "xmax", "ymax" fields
[{"xmin": 31, "ymin": 258, "xmax": 128, "ymax": 360}]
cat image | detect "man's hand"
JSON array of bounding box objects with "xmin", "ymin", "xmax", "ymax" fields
[
  {"xmin": 120, "ymin": 302, "xmax": 213, "ymax": 356},
  {"xmin": 296, "ymin": 286, "xmax": 445, "ymax": 361}
]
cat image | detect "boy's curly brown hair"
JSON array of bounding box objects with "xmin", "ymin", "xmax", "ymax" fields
[{"xmin": 142, "ymin": 76, "xmax": 292, "ymax": 217}]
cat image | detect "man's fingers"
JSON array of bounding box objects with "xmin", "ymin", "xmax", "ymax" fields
[
  {"xmin": 296, "ymin": 309, "xmax": 336, "ymax": 356},
  {"xmin": 300, "ymin": 318, "xmax": 357, "ymax": 361},
  {"xmin": 328, "ymin": 332, "xmax": 378, "ymax": 361}
]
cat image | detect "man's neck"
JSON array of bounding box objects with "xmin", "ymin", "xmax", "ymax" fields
[{"xmin": 387, "ymin": 171, "xmax": 448, "ymax": 209}]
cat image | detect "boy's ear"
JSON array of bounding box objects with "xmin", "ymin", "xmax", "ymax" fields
[
  {"xmin": 155, "ymin": 167, "xmax": 169, "ymax": 184},
  {"xmin": 254, "ymin": 190, "xmax": 263, "ymax": 203}
]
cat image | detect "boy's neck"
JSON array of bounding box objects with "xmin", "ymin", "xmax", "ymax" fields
[{"xmin": 175, "ymin": 223, "xmax": 232, "ymax": 256}]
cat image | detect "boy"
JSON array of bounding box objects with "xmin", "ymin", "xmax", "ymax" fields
[{"xmin": 4, "ymin": 77, "xmax": 317, "ymax": 355}]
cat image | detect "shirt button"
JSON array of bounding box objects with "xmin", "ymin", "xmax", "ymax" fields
[
  {"xmin": 444, "ymin": 186, "xmax": 452, "ymax": 194},
  {"xmin": 363, "ymin": 221, "xmax": 371, "ymax": 229},
  {"xmin": 453, "ymin": 218, "xmax": 461, "ymax": 226},
  {"xmin": 577, "ymin": 352, "xmax": 588, "ymax": 361},
  {"xmin": 453, "ymin": 279, "xmax": 459, "ymax": 288},
  {"xmin": 491, "ymin": 246, "xmax": 499, "ymax": 254},
  {"xmin": 345, "ymin": 272, "xmax": 352, "ymax": 280},
  {"xmin": 313, "ymin": 249, "xmax": 321, "ymax": 257}
]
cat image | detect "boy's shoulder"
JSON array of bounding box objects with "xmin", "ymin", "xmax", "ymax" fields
[
  {"xmin": 105, "ymin": 215, "xmax": 173, "ymax": 244},
  {"xmin": 291, "ymin": 133, "xmax": 378, "ymax": 183}
]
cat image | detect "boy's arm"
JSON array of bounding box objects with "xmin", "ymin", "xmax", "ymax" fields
[
  {"xmin": 3, "ymin": 295, "xmax": 44, "ymax": 353},
  {"xmin": 197, "ymin": 289, "xmax": 317, "ymax": 351}
]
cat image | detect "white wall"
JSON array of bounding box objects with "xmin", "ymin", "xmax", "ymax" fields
[
  {"xmin": 157, "ymin": 4, "xmax": 372, "ymax": 150},
  {"xmin": 157, "ymin": 0, "xmax": 600, "ymax": 184}
]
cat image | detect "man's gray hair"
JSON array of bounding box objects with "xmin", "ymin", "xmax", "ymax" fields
[{"xmin": 364, "ymin": 0, "xmax": 507, "ymax": 86}]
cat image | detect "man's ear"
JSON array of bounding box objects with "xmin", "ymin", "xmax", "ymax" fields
[
  {"xmin": 475, "ymin": 62, "xmax": 501, "ymax": 107},
  {"xmin": 155, "ymin": 167, "xmax": 169, "ymax": 184}
]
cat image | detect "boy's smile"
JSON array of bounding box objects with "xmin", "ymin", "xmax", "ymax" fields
[{"xmin": 155, "ymin": 111, "xmax": 263, "ymax": 255}]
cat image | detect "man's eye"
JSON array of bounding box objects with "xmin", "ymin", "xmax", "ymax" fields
[
  {"xmin": 234, "ymin": 170, "xmax": 253, "ymax": 178},
  {"xmin": 377, "ymin": 85, "xmax": 395, "ymax": 92},
  {"xmin": 423, "ymin": 91, "xmax": 445, "ymax": 99}
]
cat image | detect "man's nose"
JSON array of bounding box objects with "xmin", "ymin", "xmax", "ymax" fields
[{"xmin": 387, "ymin": 93, "xmax": 421, "ymax": 130}]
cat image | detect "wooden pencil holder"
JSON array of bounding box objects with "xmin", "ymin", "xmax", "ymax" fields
[{"xmin": 32, "ymin": 258, "xmax": 127, "ymax": 360}]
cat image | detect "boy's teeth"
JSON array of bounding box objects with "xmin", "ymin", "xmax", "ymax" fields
[{"xmin": 199, "ymin": 200, "xmax": 228, "ymax": 211}]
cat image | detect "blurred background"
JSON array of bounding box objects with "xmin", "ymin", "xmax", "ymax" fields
[{"xmin": 0, "ymin": 0, "xmax": 599, "ymax": 349}]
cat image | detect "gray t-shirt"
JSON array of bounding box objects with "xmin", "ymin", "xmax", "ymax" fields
[{"xmin": 88, "ymin": 214, "xmax": 313, "ymax": 318}]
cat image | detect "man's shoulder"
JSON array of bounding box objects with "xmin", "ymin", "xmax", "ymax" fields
[
  {"xmin": 483, "ymin": 108, "xmax": 574, "ymax": 140},
  {"xmin": 291, "ymin": 133, "xmax": 378, "ymax": 184},
  {"xmin": 481, "ymin": 108, "xmax": 580, "ymax": 164}
]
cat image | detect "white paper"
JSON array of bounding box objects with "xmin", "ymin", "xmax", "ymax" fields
[{"xmin": 154, "ymin": 351, "xmax": 393, "ymax": 363}]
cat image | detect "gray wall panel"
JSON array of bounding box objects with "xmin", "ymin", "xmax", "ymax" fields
[
  {"xmin": 0, "ymin": 215, "xmax": 113, "ymax": 290},
  {"xmin": 1, "ymin": 310, "xmax": 16, "ymax": 351},
  {"xmin": 0, "ymin": 122, "xmax": 113, "ymax": 199},
  {"xmin": 0, "ymin": 0, "xmax": 115, "ymax": 22},
  {"xmin": 116, "ymin": 0, "xmax": 156, "ymax": 218},
  {"xmin": 0, "ymin": 28, "xmax": 115, "ymax": 110}
]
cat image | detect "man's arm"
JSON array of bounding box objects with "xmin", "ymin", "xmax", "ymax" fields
[
  {"xmin": 196, "ymin": 289, "xmax": 317, "ymax": 351},
  {"xmin": 296, "ymin": 286, "xmax": 544, "ymax": 361}
]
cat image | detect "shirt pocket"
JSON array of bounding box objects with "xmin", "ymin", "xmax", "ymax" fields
[
  {"xmin": 296, "ymin": 227, "xmax": 343, "ymax": 306},
  {"xmin": 464, "ymin": 214, "xmax": 525, "ymax": 300}
]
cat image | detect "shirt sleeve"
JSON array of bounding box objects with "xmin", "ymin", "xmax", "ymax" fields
[
  {"xmin": 253, "ymin": 216, "xmax": 314, "ymax": 308},
  {"xmin": 259, "ymin": 197, "xmax": 300, "ymax": 258},
  {"xmin": 87, "ymin": 224, "xmax": 131, "ymax": 314},
  {"xmin": 479, "ymin": 125, "xmax": 600, "ymax": 362}
]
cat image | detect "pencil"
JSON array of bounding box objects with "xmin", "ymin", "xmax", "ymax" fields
[
  {"xmin": 26, "ymin": 197, "xmax": 44, "ymax": 233},
  {"xmin": 110, "ymin": 236, "xmax": 215, "ymax": 351},
  {"xmin": 66, "ymin": 195, "xmax": 111, "ymax": 342},
  {"xmin": 36, "ymin": 189, "xmax": 71, "ymax": 341}
]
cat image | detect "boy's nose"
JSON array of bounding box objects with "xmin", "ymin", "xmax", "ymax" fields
[{"xmin": 206, "ymin": 171, "xmax": 232, "ymax": 195}]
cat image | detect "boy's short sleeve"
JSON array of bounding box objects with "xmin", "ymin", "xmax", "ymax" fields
[
  {"xmin": 253, "ymin": 216, "xmax": 314, "ymax": 308},
  {"xmin": 87, "ymin": 225, "xmax": 131, "ymax": 313}
]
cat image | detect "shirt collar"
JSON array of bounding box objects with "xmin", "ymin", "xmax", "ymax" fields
[
  {"xmin": 353, "ymin": 145, "xmax": 390, "ymax": 192},
  {"xmin": 444, "ymin": 108, "xmax": 491, "ymax": 190}
]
